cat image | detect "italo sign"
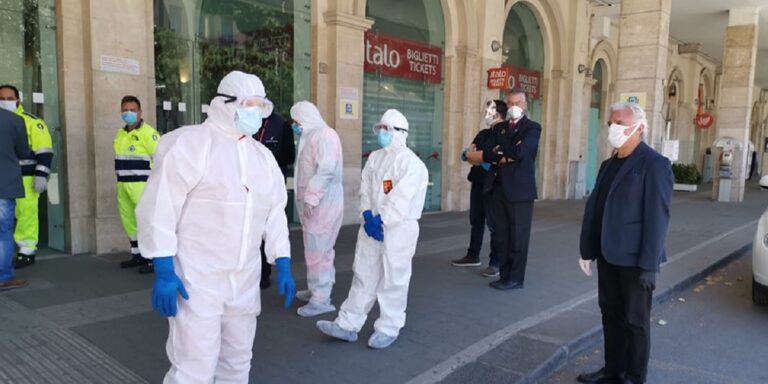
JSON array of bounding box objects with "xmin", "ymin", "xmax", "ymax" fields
[
  {"xmin": 487, "ymin": 66, "xmax": 542, "ymax": 100},
  {"xmin": 364, "ymin": 32, "xmax": 443, "ymax": 84}
]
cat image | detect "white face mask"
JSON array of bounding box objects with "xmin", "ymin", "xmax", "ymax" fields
[
  {"xmin": 0, "ymin": 100, "xmax": 16, "ymax": 112},
  {"xmin": 483, "ymin": 103, "xmax": 498, "ymax": 128},
  {"xmin": 507, "ymin": 105, "xmax": 524, "ymax": 120},
  {"xmin": 608, "ymin": 122, "xmax": 640, "ymax": 149}
]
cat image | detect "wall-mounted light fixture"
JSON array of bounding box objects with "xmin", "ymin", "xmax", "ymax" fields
[
  {"xmin": 491, "ymin": 40, "xmax": 502, "ymax": 52},
  {"xmin": 578, "ymin": 64, "xmax": 592, "ymax": 77}
]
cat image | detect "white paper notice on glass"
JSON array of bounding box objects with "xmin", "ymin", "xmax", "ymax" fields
[
  {"xmin": 178, "ymin": 102, "xmax": 187, "ymax": 112},
  {"xmin": 163, "ymin": 101, "xmax": 172, "ymax": 111},
  {"xmin": 32, "ymin": 92, "xmax": 44, "ymax": 104},
  {"xmin": 47, "ymin": 173, "xmax": 60, "ymax": 205},
  {"xmin": 202, "ymin": 104, "xmax": 210, "ymax": 114},
  {"xmin": 100, "ymin": 55, "xmax": 140, "ymax": 75}
]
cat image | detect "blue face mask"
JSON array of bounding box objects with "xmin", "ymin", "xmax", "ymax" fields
[
  {"xmin": 377, "ymin": 131, "xmax": 393, "ymax": 148},
  {"xmin": 291, "ymin": 122, "xmax": 302, "ymax": 136},
  {"xmin": 122, "ymin": 111, "xmax": 138, "ymax": 125},
  {"xmin": 235, "ymin": 107, "xmax": 263, "ymax": 136}
]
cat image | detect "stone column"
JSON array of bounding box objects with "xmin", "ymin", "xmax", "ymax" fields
[
  {"xmin": 614, "ymin": 0, "xmax": 671, "ymax": 149},
  {"xmin": 442, "ymin": 45, "xmax": 482, "ymax": 211},
  {"xmin": 313, "ymin": 4, "xmax": 372, "ymax": 224},
  {"xmin": 714, "ymin": 6, "xmax": 760, "ymax": 202},
  {"xmin": 58, "ymin": 0, "xmax": 156, "ymax": 254},
  {"xmin": 59, "ymin": 0, "xmax": 96, "ymax": 254}
]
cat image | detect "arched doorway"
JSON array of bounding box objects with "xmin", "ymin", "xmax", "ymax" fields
[
  {"xmin": 363, "ymin": 0, "xmax": 445, "ymax": 211},
  {"xmin": 586, "ymin": 60, "xmax": 606, "ymax": 194}
]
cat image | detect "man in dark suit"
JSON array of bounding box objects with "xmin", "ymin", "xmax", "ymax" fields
[
  {"xmin": 474, "ymin": 89, "xmax": 541, "ymax": 290},
  {"xmin": 254, "ymin": 111, "xmax": 296, "ymax": 289},
  {"xmin": 452, "ymin": 100, "xmax": 507, "ymax": 278},
  {"xmin": 576, "ymin": 102, "xmax": 673, "ymax": 384}
]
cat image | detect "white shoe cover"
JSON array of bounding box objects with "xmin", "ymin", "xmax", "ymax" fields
[
  {"xmin": 368, "ymin": 331, "xmax": 397, "ymax": 349},
  {"xmin": 297, "ymin": 301, "xmax": 336, "ymax": 317},
  {"xmin": 296, "ymin": 289, "xmax": 312, "ymax": 302},
  {"xmin": 316, "ymin": 320, "xmax": 357, "ymax": 342}
]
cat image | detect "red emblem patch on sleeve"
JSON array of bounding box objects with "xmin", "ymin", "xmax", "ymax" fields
[{"xmin": 383, "ymin": 180, "xmax": 393, "ymax": 194}]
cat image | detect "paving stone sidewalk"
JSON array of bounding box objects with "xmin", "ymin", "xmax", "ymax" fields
[{"xmin": 1, "ymin": 184, "xmax": 764, "ymax": 383}]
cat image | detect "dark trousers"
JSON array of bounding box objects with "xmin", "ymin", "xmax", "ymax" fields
[
  {"xmin": 468, "ymin": 182, "xmax": 497, "ymax": 266},
  {"xmin": 491, "ymin": 186, "xmax": 533, "ymax": 283},
  {"xmin": 260, "ymin": 241, "xmax": 271, "ymax": 283},
  {"xmin": 597, "ymin": 256, "xmax": 652, "ymax": 384}
]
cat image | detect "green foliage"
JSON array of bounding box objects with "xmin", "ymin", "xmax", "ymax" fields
[
  {"xmin": 672, "ymin": 163, "xmax": 702, "ymax": 185},
  {"xmin": 154, "ymin": 26, "xmax": 189, "ymax": 103}
]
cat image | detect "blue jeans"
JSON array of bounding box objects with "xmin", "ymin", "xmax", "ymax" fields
[{"xmin": 0, "ymin": 199, "xmax": 16, "ymax": 282}]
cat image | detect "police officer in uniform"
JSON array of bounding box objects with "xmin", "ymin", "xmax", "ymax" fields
[
  {"xmin": 114, "ymin": 96, "xmax": 160, "ymax": 274},
  {"xmin": 0, "ymin": 85, "xmax": 53, "ymax": 269}
]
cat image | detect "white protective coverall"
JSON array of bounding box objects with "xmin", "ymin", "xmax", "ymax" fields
[
  {"xmin": 136, "ymin": 71, "xmax": 291, "ymax": 384},
  {"xmin": 290, "ymin": 101, "xmax": 344, "ymax": 305},
  {"xmin": 335, "ymin": 109, "xmax": 429, "ymax": 337}
]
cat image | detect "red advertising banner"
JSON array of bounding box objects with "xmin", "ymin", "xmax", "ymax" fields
[
  {"xmin": 487, "ymin": 66, "xmax": 542, "ymax": 100},
  {"xmin": 487, "ymin": 67, "xmax": 509, "ymax": 89},
  {"xmin": 364, "ymin": 32, "xmax": 443, "ymax": 84}
]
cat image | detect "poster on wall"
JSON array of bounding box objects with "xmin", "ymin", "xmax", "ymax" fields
[
  {"xmin": 619, "ymin": 92, "xmax": 647, "ymax": 109},
  {"xmin": 339, "ymin": 87, "xmax": 359, "ymax": 120},
  {"xmin": 486, "ymin": 66, "xmax": 542, "ymax": 100},
  {"xmin": 100, "ymin": 55, "xmax": 140, "ymax": 76},
  {"xmin": 363, "ymin": 32, "xmax": 443, "ymax": 84}
]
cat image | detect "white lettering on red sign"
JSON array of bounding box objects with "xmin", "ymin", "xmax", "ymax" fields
[
  {"xmin": 364, "ymin": 32, "xmax": 443, "ymax": 84},
  {"xmin": 366, "ymin": 39, "xmax": 402, "ymax": 69}
]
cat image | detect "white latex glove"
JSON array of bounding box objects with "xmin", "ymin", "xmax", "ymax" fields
[
  {"xmin": 303, "ymin": 202, "xmax": 315, "ymax": 217},
  {"xmin": 33, "ymin": 176, "xmax": 48, "ymax": 193},
  {"xmin": 579, "ymin": 259, "xmax": 593, "ymax": 277}
]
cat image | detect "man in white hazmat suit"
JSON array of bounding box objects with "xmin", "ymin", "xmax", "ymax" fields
[
  {"xmin": 289, "ymin": 101, "xmax": 344, "ymax": 317},
  {"xmin": 136, "ymin": 71, "xmax": 296, "ymax": 383},
  {"xmin": 316, "ymin": 109, "xmax": 428, "ymax": 349}
]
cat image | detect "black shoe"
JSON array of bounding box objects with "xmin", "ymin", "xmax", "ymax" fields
[
  {"xmin": 138, "ymin": 262, "xmax": 154, "ymax": 274},
  {"xmin": 120, "ymin": 257, "xmax": 147, "ymax": 269},
  {"xmin": 260, "ymin": 278, "xmax": 271, "ymax": 289},
  {"xmin": 489, "ymin": 280, "xmax": 524, "ymax": 290},
  {"xmin": 13, "ymin": 255, "xmax": 35, "ymax": 269},
  {"xmin": 577, "ymin": 368, "xmax": 623, "ymax": 383},
  {"xmin": 451, "ymin": 256, "xmax": 481, "ymax": 267}
]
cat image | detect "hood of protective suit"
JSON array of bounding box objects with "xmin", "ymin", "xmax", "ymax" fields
[
  {"xmin": 205, "ymin": 71, "xmax": 268, "ymax": 138},
  {"xmin": 290, "ymin": 101, "xmax": 329, "ymax": 134},
  {"xmin": 379, "ymin": 109, "xmax": 409, "ymax": 150}
]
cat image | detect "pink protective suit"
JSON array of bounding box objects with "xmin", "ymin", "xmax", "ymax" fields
[{"xmin": 290, "ymin": 101, "xmax": 344, "ymax": 308}]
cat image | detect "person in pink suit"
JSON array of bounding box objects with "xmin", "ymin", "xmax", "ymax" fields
[{"xmin": 290, "ymin": 101, "xmax": 344, "ymax": 317}]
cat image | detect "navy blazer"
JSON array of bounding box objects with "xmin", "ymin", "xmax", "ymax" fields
[
  {"xmin": 481, "ymin": 116, "xmax": 541, "ymax": 202},
  {"xmin": 579, "ymin": 142, "xmax": 674, "ymax": 272},
  {"xmin": 253, "ymin": 112, "xmax": 296, "ymax": 178}
]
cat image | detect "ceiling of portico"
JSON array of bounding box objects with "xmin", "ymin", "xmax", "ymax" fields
[{"xmin": 593, "ymin": 0, "xmax": 768, "ymax": 88}]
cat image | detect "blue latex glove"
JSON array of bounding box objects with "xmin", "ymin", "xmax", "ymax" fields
[
  {"xmin": 480, "ymin": 162, "xmax": 491, "ymax": 171},
  {"xmin": 275, "ymin": 257, "xmax": 295, "ymax": 309},
  {"xmin": 363, "ymin": 210, "xmax": 379, "ymax": 239},
  {"xmin": 370, "ymin": 215, "xmax": 384, "ymax": 242},
  {"xmin": 152, "ymin": 256, "xmax": 189, "ymax": 317},
  {"xmin": 363, "ymin": 210, "xmax": 374, "ymax": 223},
  {"xmin": 461, "ymin": 148, "xmax": 468, "ymax": 162}
]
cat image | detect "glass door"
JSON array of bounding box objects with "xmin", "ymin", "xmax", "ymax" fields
[{"xmin": 0, "ymin": 0, "xmax": 65, "ymax": 252}]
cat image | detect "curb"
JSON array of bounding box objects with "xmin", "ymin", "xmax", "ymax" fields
[{"xmin": 516, "ymin": 242, "xmax": 752, "ymax": 384}]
